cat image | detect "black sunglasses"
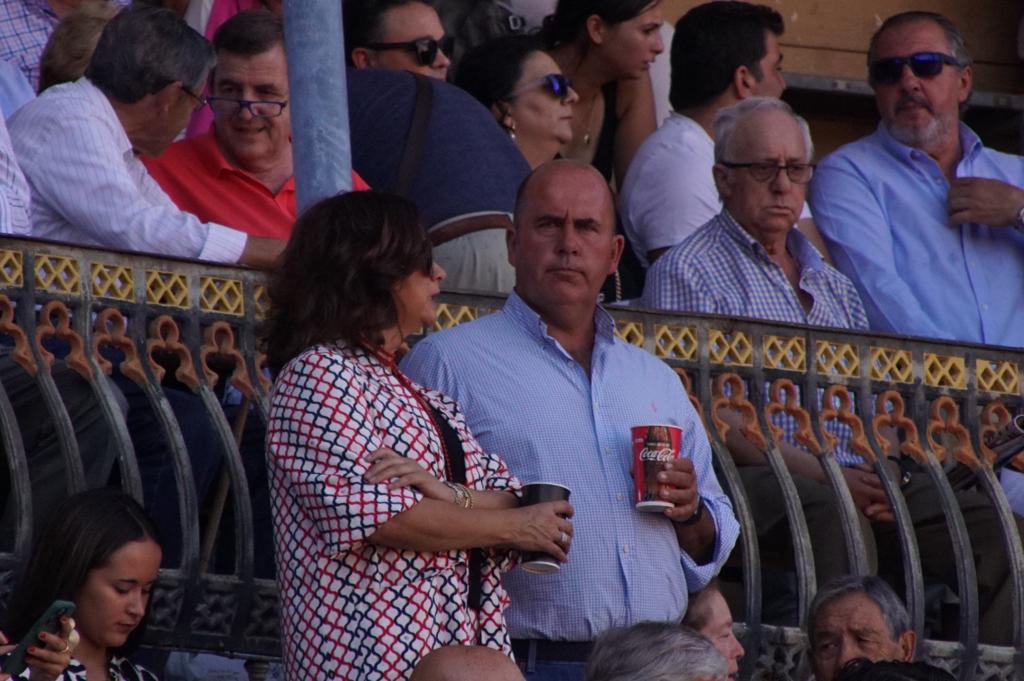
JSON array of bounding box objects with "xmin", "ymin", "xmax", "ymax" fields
[
  {"xmin": 364, "ymin": 36, "xmax": 454, "ymax": 67},
  {"xmin": 509, "ymin": 73, "xmax": 573, "ymax": 100},
  {"xmin": 720, "ymin": 161, "xmax": 815, "ymax": 184},
  {"xmin": 869, "ymin": 51, "xmax": 962, "ymax": 85}
]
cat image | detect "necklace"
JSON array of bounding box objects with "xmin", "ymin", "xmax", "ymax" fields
[
  {"xmin": 580, "ymin": 91, "xmax": 600, "ymax": 146},
  {"xmin": 366, "ymin": 343, "xmax": 454, "ymax": 481}
]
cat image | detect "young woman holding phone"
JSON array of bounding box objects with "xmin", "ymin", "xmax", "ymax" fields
[{"xmin": 2, "ymin": 488, "xmax": 161, "ymax": 681}]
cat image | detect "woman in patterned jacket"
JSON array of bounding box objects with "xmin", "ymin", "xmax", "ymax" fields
[
  {"xmin": 263, "ymin": 191, "xmax": 575, "ymax": 680},
  {"xmin": 1, "ymin": 488, "xmax": 162, "ymax": 681}
]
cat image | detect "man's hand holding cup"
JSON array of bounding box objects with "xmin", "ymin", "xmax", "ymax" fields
[{"xmin": 657, "ymin": 458, "xmax": 703, "ymax": 523}]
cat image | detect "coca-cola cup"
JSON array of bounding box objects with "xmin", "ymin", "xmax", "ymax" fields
[
  {"xmin": 632, "ymin": 424, "xmax": 683, "ymax": 512},
  {"xmin": 518, "ymin": 482, "xmax": 572, "ymax": 573}
]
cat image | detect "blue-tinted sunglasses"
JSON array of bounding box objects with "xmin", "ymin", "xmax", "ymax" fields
[
  {"xmin": 509, "ymin": 73, "xmax": 573, "ymax": 100},
  {"xmin": 869, "ymin": 51, "xmax": 962, "ymax": 85}
]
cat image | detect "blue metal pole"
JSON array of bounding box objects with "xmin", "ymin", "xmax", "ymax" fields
[{"xmin": 282, "ymin": 0, "xmax": 352, "ymax": 212}]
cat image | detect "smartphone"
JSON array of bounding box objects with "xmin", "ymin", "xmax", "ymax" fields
[{"xmin": 2, "ymin": 599, "xmax": 75, "ymax": 676}]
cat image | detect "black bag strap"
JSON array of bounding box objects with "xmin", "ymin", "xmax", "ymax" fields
[
  {"xmin": 427, "ymin": 403, "xmax": 485, "ymax": 612},
  {"xmin": 395, "ymin": 73, "xmax": 434, "ymax": 197}
]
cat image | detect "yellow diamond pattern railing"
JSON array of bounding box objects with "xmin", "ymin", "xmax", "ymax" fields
[
  {"xmin": 816, "ymin": 340, "xmax": 859, "ymax": 377},
  {"xmin": 0, "ymin": 249, "xmax": 23, "ymax": 287},
  {"xmin": 200, "ymin": 276, "xmax": 244, "ymax": 316},
  {"xmin": 433, "ymin": 303, "xmax": 476, "ymax": 331},
  {"xmin": 614, "ymin": 321, "xmax": 644, "ymax": 347},
  {"xmin": 975, "ymin": 359, "xmax": 1018, "ymax": 395},
  {"xmin": 654, "ymin": 324, "xmax": 697, "ymax": 360},
  {"xmin": 253, "ymin": 283, "xmax": 269, "ymax": 320},
  {"xmin": 91, "ymin": 263, "xmax": 134, "ymax": 301},
  {"xmin": 34, "ymin": 254, "xmax": 81, "ymax": 294},
  {"xmin": 924, "ymin": 353, "xmax": 967, "ymax": 389},
  {"xmin": 869, "ymin": 346, "xmax": 914, "ymax": 383},
  {"xmin": 764, "ymin": 335, "xmax": 806, "ymax": 372},
  {"xmin": 145, "ymin": 269, "xmax": 190, "ymax": 308},
  {"xmin": 708, "ymin": 329, "xmax": 753, "ymax": 366}
]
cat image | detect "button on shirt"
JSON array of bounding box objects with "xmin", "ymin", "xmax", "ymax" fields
[
  {"xmin": 809, "ymin": 122, "xmax": 1024, "ymax": 347},
  {"xmin": 641, "ymin": 211, "xmax": 868, "ymax": 466},
  {"xmin": 8, "ymin": 78, "xmax": 246, "ymax": 262},
  {"xmin": 401, "ymin": 292, "xmax": 739, "ymax": 641}
]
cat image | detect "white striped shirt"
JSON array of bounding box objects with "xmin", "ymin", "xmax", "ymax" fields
[
  {"xmin": 8, "ymin": 78, "xmax": 246, "ymax": 262},
  {"xmin": 0, "ymin": 111, "xmax": 28, "ymax": 234}
]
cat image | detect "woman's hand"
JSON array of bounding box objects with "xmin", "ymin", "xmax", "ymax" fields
[
  {"xmin": 365, "ymin": 448, "xmax": 450, "ymax": 501},
  {"xmin": 21, "ymin": 616, "xmax": 74, "ymax": 681},
  {"xmin": 506, "ymin": 501, "xmax": 575, "ymax": 563}
]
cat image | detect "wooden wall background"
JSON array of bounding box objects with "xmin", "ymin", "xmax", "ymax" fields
[{"xmin": 659, "ymin": 1, "xmax": 1023, "ymax": 154}]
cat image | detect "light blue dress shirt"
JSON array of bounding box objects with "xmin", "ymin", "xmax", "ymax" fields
[
  {"xmin": 401, "ymin": 292, "xmax": 739, "ymax": 642},
  {"xmin": 809, "ymin": 123, "xmax": 1024, "ymax": 347},
  {"xmin": 0, "ymin": 58, "xmax": 32, "ymax": 119}
]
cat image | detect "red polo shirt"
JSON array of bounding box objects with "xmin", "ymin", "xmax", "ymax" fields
[{"xmin": 144, "ymin": 132, "xmax": 369, "ymax": 240}]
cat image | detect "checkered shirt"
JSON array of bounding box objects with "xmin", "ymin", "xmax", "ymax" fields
[
  {"xmin": 0, "ymin": 0, "xmax": 128, "ymax": 89},
  {"xmin": 643, "ymin": 210, "xmax": 870, "ymax": 466},
  {"xmin": 267, "ymin": 342, "xmax": 519, "ymax": 680}
]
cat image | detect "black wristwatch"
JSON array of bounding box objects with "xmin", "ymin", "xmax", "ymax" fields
[
  {"xmin": 677, "ymin": 496, "xmax": 705, "ymax": 526},
  {"xmin": 888, "ymin": 456, "xmax": 912, "ymax": 489}
]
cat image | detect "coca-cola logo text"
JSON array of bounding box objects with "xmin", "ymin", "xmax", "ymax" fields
[{"xmin": 639, "ymin": 446, "xmax": 675, "ymax": 462}]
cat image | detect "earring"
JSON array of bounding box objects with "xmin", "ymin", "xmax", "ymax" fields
[{"xmin": 506, "ymin": 119, "xmax": 517, "ymax": 142}]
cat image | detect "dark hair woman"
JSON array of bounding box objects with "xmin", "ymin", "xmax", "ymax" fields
[
  {"xmin": 456, "ymin": 34, "xmax": 579, "ymax": 169},
  {"xmin": 2, "ymin": 488, "xmax": 161, "ymax": 681},
  {"xmin": 262, "ymin": 191, "xmax": 574, "ymax": 680},
  {"xmin": 541, "ymin": 0, "xmax": 664, "ymax": 184}
]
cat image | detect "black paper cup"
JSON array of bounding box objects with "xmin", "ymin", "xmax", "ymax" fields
[{"xmin": 518, "ymin": 482, "xmax": 572, "ymax": 574}]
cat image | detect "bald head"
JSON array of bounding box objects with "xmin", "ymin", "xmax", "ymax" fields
[
  {"xmin": 513, "ymin": 159, "xmax": 615, "ymax": 231},
  {"xmin": 507, "ymin": 159, "xmax": 623, "ymax": 322},
  {"xmin": 410, "ymin": 646, "xmax": 525, "ymax": 681}
]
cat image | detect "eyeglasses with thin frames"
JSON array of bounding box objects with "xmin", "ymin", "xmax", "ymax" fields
[
  {"xmin": 507, "ymin": 73, "xmax": 573, "ymax": 101},
  {"xmin": 869, "ymin": 51, "xmax": 962, "ymax": 85},
  {"xmin": 206, "ymin": 96, "xmax": 289, "ymax": 119},
  {"xmin": 181, "ymin": 84, "xmax": 206, "ymax": 110},
  {"xmin": 720, "ymin": 161, "xmax": 815, "ymax": 184},
  {"xmin": 363, "ymin": 36, "xmax": 454, "ymax": 67}
]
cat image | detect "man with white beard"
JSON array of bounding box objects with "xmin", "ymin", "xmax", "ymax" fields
[{"xmin": 809, "ymin": 11, "xmax": 1024, "ymax": 348}]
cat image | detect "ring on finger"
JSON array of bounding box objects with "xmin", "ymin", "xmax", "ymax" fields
[{"xmin": 558, "ymin": 530, "xmax": 568, "ymax": 545}]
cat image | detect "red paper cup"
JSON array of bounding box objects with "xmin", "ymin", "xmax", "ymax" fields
[{"xmin": 631, "ymin": 424, "xmax": 682, "ymax": 512}]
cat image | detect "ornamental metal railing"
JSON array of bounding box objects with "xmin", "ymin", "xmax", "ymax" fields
[{"xmin": 0, "ymin": 237, "xmax": 1021, "ymax": 681}]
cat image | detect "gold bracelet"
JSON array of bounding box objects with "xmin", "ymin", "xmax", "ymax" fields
[{"xmin": 444, "ymin": 482, "xmax": 471, "ymax": 509}]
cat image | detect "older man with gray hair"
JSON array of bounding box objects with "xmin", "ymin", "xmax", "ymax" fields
[
  {"xmin": 641, "ymin": 96, "xmax": 865, "ymax": 593},
  {"xmin": 807, "ymin": 575, "xmax": 916, "ymax": 681},
  {"xmin": 642, "ymin": 96, "xmax": 861, "ymax": 327},
  {"xmin": 8, "ymin": 3, "xmax": 282, "ymax": 267},
  {"xmin": 585, "ymin": 622, "xmax": 728, "ymax": 681}
]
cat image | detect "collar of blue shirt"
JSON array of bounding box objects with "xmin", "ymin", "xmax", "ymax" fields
[
  {"xmin": 502, "ymin": 289, "xmax": 618, "ymax": 352},
  {"xmin": 876, "ymin": 120, "xmax": 984, "ymax": 167},
  {"xmin": 719, "ymin": 208, "xmax": 827, "ymax": 277}
]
